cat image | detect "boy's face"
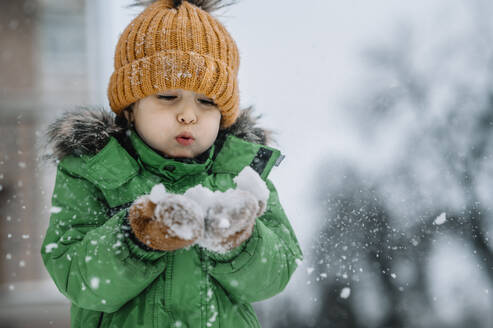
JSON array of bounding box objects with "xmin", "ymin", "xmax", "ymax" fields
[{"xmin": 124, "ymin": 89, "xmax": 221, "ymax": 159}]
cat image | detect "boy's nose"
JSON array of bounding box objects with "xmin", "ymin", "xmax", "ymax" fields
[{"xmin": 177, "ymin": 106, "xmax": 197, "ymax": 124}]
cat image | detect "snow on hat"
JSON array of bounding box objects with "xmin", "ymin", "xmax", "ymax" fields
[{"xmin": 107, "ymin": 0, "xmax": 240, "ymax": 129}]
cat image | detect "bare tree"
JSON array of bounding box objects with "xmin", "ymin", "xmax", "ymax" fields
[{"xmin": 271, "ymin": 2, "xmax": 493, "ymax": 327}]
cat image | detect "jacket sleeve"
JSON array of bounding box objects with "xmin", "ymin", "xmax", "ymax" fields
[
  {"xmin": 202, "ymin": 178, "xmax": 304, "ymax": 303},
  {"xmin": 40, "ymin": 164, "xmax": 167, "ymax": 313}
]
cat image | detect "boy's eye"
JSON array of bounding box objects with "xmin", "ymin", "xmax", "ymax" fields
[
  {"xmin": 156, "ymin": 94, "xmax": 216, "ymax": 106},
  {"xmin": 199, "ymin": 99, "xmax": 217, "ymax": 106},
  {"xmin": 157, "ymin": 95, "xmax": 177, "ymax": 100}
]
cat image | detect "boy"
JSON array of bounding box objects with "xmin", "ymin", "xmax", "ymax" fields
[{"xmin": 41, "ymin": 1, "xmax": 303, "ymax": 327}]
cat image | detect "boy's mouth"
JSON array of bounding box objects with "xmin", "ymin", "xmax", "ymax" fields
[{"xmin": 176, "ymin": 132, "xmax": 195, "ymax": 146}]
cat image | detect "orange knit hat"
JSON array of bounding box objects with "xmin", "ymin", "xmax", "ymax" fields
[{"xmin": 107, "ymin": 0, "xmax": 240, "ymax": 129}]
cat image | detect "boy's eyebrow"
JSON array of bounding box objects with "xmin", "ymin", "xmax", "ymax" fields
[
  {"xmin": 158, "ymin": 90, "xmax": 211, "ymax": 98},
  {"xmin": 196, "ymin": 94, "xmax": 214, "ymax": 101}
]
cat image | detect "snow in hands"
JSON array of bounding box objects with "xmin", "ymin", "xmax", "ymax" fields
[
  {"xmin": 193, "ymin": 188, "xmax": 260, "ymax": 253},
  {"xmin": 185, "ymin": 166, "xmax": 269, "ymax": 217},
  {"xmin": 144, "ymin": 183, "xmax": 205, "ymax": 241},
  {"xmin": 189, "ymin": 166, "xmax": 269, "ymax": 253},
  {"xmin": 147, "ymin": 166, "xmax": 269, "ymax": 253}
]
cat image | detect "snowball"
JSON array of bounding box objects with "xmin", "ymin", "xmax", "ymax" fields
[
  {"xmin": 149, "ymin": 183, "xmax": 167, "ymax": 203},
  {"xmin": 234, "ymin": 166, "xmax": 269, "ymax": 205},
  {"xmin": 340, "ymin": 287, "xmax": 351, "ymax": 299},
  {"xmin": 434, "ymin": 212, "xmax": 447, "ymax": 225}
]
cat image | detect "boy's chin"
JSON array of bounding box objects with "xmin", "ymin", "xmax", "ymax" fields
[
  {"xmin": 161, "ymin": 152, "xmax": 192, "ymax": 159},
  {"xmin": 160, "ymin": 148, "xmax": 196, "ymax": 159},
  {"xmin": 159, "ymin": 143, "xmax": 214, "ymax": 161}
]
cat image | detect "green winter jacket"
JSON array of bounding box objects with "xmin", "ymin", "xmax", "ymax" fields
[{"xmin": 40, "ymin": 110, "xmax": 303, "ymax": 328}]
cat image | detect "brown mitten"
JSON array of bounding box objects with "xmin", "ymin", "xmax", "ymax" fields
[
  {"xmin": 195, "ymin": 189, "xmax": 263, "ymax": 254},
  {"xmin": 128, "ymin": 191, "xmax": 205, "ymax": 251}
]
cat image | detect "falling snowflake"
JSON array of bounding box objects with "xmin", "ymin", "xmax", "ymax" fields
[
  {"xmin": 340, "ymin": 287, "xmax": 351, "ymax": 299},
  {"xmin": 50, "ymin": 207, "xmax": 62, "ymax": 214},
  {"xmin": 45, "ymin": 243, "xmax": 58, "ymax": 253},
  {"xmin": 90, "ymin": 277, "xmax": 100, "ymax": 289},
  {"xmin": 433, "ymin": 212, "xmax": 446, "ymax": 225}
]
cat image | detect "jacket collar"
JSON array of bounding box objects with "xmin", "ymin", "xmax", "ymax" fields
[
  {"xmin": 57, "ymin": 128, "xmax": 283, "ymax": 203},
  {"xmin": 128, "ymin": 129, "xmax": 215, "ymax": 182}
]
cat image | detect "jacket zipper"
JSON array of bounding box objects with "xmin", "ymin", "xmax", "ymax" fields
[
  {"xmin": 96, "ymin": 312, "xmax": 104, "ymax": 328},
  {"xmin": 201, "ymin": 247, "xmax": 211, "ymax": 328},
  {"xmin": 165, "ymin": 251, "xmax": 176, "ymax": 324},
  {"xmin": 199, "ymin": 247, "xmax": 214, "ymax": 327}
]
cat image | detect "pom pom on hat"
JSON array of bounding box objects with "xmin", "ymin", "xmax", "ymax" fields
[{"xmin": 130, "ymin": 0, "xmax": 238, "ymax": 13}]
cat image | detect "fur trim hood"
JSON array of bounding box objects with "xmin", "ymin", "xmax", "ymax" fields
[{"xmin": 40, "ymin": 106, "xmax": 276, "ymax": 164}]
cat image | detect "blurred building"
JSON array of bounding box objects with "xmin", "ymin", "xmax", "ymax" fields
[{"xmin": 0, "ymin": 0, "xmax": 96, "ymax": 326}]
